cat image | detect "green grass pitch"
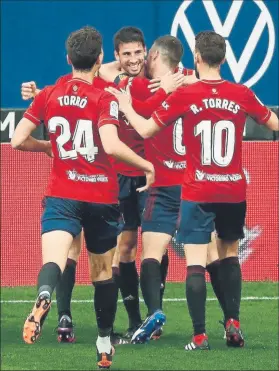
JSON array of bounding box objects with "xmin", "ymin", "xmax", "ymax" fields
[{"xmin": 1, "ymin": 282, "xmax": 278, "ymax": 370}]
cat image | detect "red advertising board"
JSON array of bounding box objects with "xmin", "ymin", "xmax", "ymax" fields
[{"xmin": 1, "ymin": 142, "xmax": 278, "ymax": 286}]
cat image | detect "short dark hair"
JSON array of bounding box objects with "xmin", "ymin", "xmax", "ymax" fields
[
  {"xmin": 113, "ymin": 26, "xmax": 145, "ymax": 52},
  {"xmin": 195, "ymin": 31, "xmax": 226, "ymax": 67},
  {"xmin": 66, "ymin": 26, "xmax": 102, "ymax": 71},
  {"xmin": 152, "ymin": 35, "xmax": 184, "ymax": 67}
]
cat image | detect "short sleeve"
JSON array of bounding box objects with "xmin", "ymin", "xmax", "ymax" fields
[
  {"xmin": 242, "ymin": 87, "xmax": 271, "ymax": 125},
  {"xmin": 152, "ymin": 87, "xmax": 188, "ymax": 128},
  {"xmin": 23, "ymin": 88, "xmax": 47, "ymax": 125},
  {"xmin": 97, "ymin": 92, "xmax": 120, "ymax": 128}
]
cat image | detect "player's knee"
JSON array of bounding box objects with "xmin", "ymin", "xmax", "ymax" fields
[
  {"xmin": 118, "ymin": 231, "xmax": 137, "ymax": 262},
  {"xmin": 218, "ymin": 239, "xmax": 239, "ymax": 259},
  {"xmin": 119, "ymin": 245, "xmax": 137, "ymax": 262},
  {"xmin": 112, "ymin": 246, "xmax": 120, "ymax": 267},
  {"xmin": 206, "ymin": 233, "xmax": 219, "ymax": 265},
  {"xmin": 91, "ymin": 258, "xmax": 113, "ymax": 282},
  {"xmin": 68, "ymin": 232, "xmax": 83, "ymax": 262},
  {"xmin": 89, "ymin": 249, "xmax": 114, "ymax": 283},
  {"xmin": 141, "ymin": 244, "xmax": 161, "ymax": 262}
]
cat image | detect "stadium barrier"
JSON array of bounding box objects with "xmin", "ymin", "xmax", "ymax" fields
[{"xmin": 1, "ymin": 109, "xmax": 278, "ymax": 285}]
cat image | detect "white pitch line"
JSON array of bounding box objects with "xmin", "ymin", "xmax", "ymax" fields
[{"xmin": 0, "ymin": 297, "xmax": 278, "ymax": 304}]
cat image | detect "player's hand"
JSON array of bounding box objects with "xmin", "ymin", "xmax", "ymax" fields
[
  {"xmin": 160, "ymin": 71, "xmax": 185, "ymax": 94},
  {"xmin": 148, "ymin": 77, "xmax": 161, "ymax": 93},
  {"xmin": 148, "ymin": 71, "xmax": 185, "ymax": 94},
  {"xmin": 44, "ymin": 141, "xmax": 53, "ymax": 158},
  {"xmin": 105, "ymin": 86, "xmax": 132, "ymax": 114},
  {"xmin": 21, "ymin": 81, "xmax": 37, "ymax": 100},
  {"xmin": 137, "ymin": 163, "xmax": 155, "ymax": 192}
]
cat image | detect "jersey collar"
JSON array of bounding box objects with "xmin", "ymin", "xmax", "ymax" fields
[
  {"xmin": 200, "ymin": 79, "xmax": 225, "ymax": 84},
  {"xmin": 68, "ymin": 77, "xmax": 92, "ymax": 85}
]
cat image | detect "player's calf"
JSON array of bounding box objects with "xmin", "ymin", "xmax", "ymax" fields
[
  {"xmin": 94, "ymin": 277, "xmax": 118, "ymax": 367},
  {"xmin": 23, "ymin": 259, "xmax": 62, "ymax": 344}
]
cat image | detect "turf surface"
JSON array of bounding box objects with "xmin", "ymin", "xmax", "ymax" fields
[{"xmin": 1, "ymin": 282, "xmax": 278, "ymax": 370}]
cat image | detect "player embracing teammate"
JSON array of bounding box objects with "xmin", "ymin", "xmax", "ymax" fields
[{"xmin": 107, "ymin": 30, "xmax": 278, "ymax": 350}]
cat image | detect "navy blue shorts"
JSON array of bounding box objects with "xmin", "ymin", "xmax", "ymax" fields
[
  {"xmin": 118, "ymin": 174, "xmax": 147, "ymax": 232},
  {"xmin": 177, "ymin": 200, "xmax": 246, "ymax": 244},
  {"xmin": 142, "ymin": 186, "xmax": 181, "ymax": 236},
  {"xmin": 41, "ymin": 197, "xmax": 120, "ymax": 254}
]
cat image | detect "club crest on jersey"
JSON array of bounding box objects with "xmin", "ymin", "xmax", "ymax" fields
[{"xmin": 110, "ymin": 101, "xmax": 119, "ymax": 119}]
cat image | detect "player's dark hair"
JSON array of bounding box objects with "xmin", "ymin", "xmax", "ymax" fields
[
  {"xmin": 153, "ymin": 35, "xmax": 184, "ymax": 67},
  {"xmin": 66, "ymin": 26, "xmax": 102, "ymax": 71},
  {"xmin": 113, "ymin": 27, "xmax": 145, "ymax": 52},
  {"xmin": 195, "ymin": 31, "xmax": 226, "ymax": 67}
]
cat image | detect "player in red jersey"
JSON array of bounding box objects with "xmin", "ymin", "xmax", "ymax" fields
[
  {"xmin": 106, "ymin": 30, "xmax": 279, "ymax": 350},
  {"xmin": 19, "ymin": 27, "xmax": 183, "ymax": 343},
  {"xmin": 11, "ymin": 26, "xmax": 155, "ymax": 368},
  {"xmin": 110, "ymin": 35, "xmax": 184, "ymax": 342},
  {"xmin": 107, "ymin": 35, "xmax": 228, "ymax": 343},
  {"xmin": 20, "ymin": 71, "xmax": 119, "ymax": 344}
]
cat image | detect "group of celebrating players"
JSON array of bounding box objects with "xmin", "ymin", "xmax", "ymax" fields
[{"xmin": 12, "ymin": 24, "xmax": 278, "ymax": 369}]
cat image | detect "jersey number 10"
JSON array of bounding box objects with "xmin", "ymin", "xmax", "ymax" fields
[
  {"xmin": 48, "ymin": 116, "xmax": 98, "ymax": 162},
  {"xmin": 194, "ymin": 120, "xmax": 235, "ymax": 167}
]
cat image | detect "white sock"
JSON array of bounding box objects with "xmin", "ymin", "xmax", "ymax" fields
[{"xmin": 96, "ymin": 336, "xmax": 111, "ymax": 354}]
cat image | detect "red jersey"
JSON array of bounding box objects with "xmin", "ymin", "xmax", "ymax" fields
[
  {"xmin": 145, "ymin": 68, "xmax": 194, "ymax": 187},
  {"xmin": 152, "ymin": 79, "xmax": 271, "ymax": 203},
  {"xmin": 56, "ymin": 73, "xmax": 116, "ymax": 90},
  {"xmin": 24, "ymin": 78, "xmax": 120, "ymax": 204},
  {"xmin": 113, "ymin": 77, "xmax": 168, "ymax": 176},
  {"xmin": 123, "ymin": 68, "xmax": 193, "ymax": 187}
]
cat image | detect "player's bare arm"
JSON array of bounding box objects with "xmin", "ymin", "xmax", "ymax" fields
[
  {"xmin": 11, "ymin": 118, "xmax": 52, "ymax": 156},
  {"xmin": 99, "ymin": 123, "xmax": 155, "ymax": 191},
  {"xmin": 265, "ymin": 111, "xmax": 279, "ymax": 131}
]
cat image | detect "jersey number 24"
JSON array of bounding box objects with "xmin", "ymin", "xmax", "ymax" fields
[{"xmin": 48, "ymin": 116, "xmax": 98, "ymax": 162}]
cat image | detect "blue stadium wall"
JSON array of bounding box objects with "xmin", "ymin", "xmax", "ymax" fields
[{"xmin": 1, "ymin": 0, "xmax": 278, "ymax": 108}]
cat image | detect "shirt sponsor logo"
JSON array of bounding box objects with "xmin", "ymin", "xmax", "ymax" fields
[
  {"xmin": 67, "ymin": 170, "xmax": 108, "ymax": 183},
  {"xmin": 164, "ymin": 160, "xmax": 186, "ymax": 169},
  {"xmin": 195, "ymin": 169, "xmax": 242, "ymax": 182}
]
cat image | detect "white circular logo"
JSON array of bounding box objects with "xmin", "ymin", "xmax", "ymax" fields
[{"xmin": 171, "ymin": 0, "xmax": 275, "ymax": 88}]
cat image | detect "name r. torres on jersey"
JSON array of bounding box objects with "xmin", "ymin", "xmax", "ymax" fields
[{"xmin": 190, "ymin": 98, "xmax": 240, "ymax": 115}]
